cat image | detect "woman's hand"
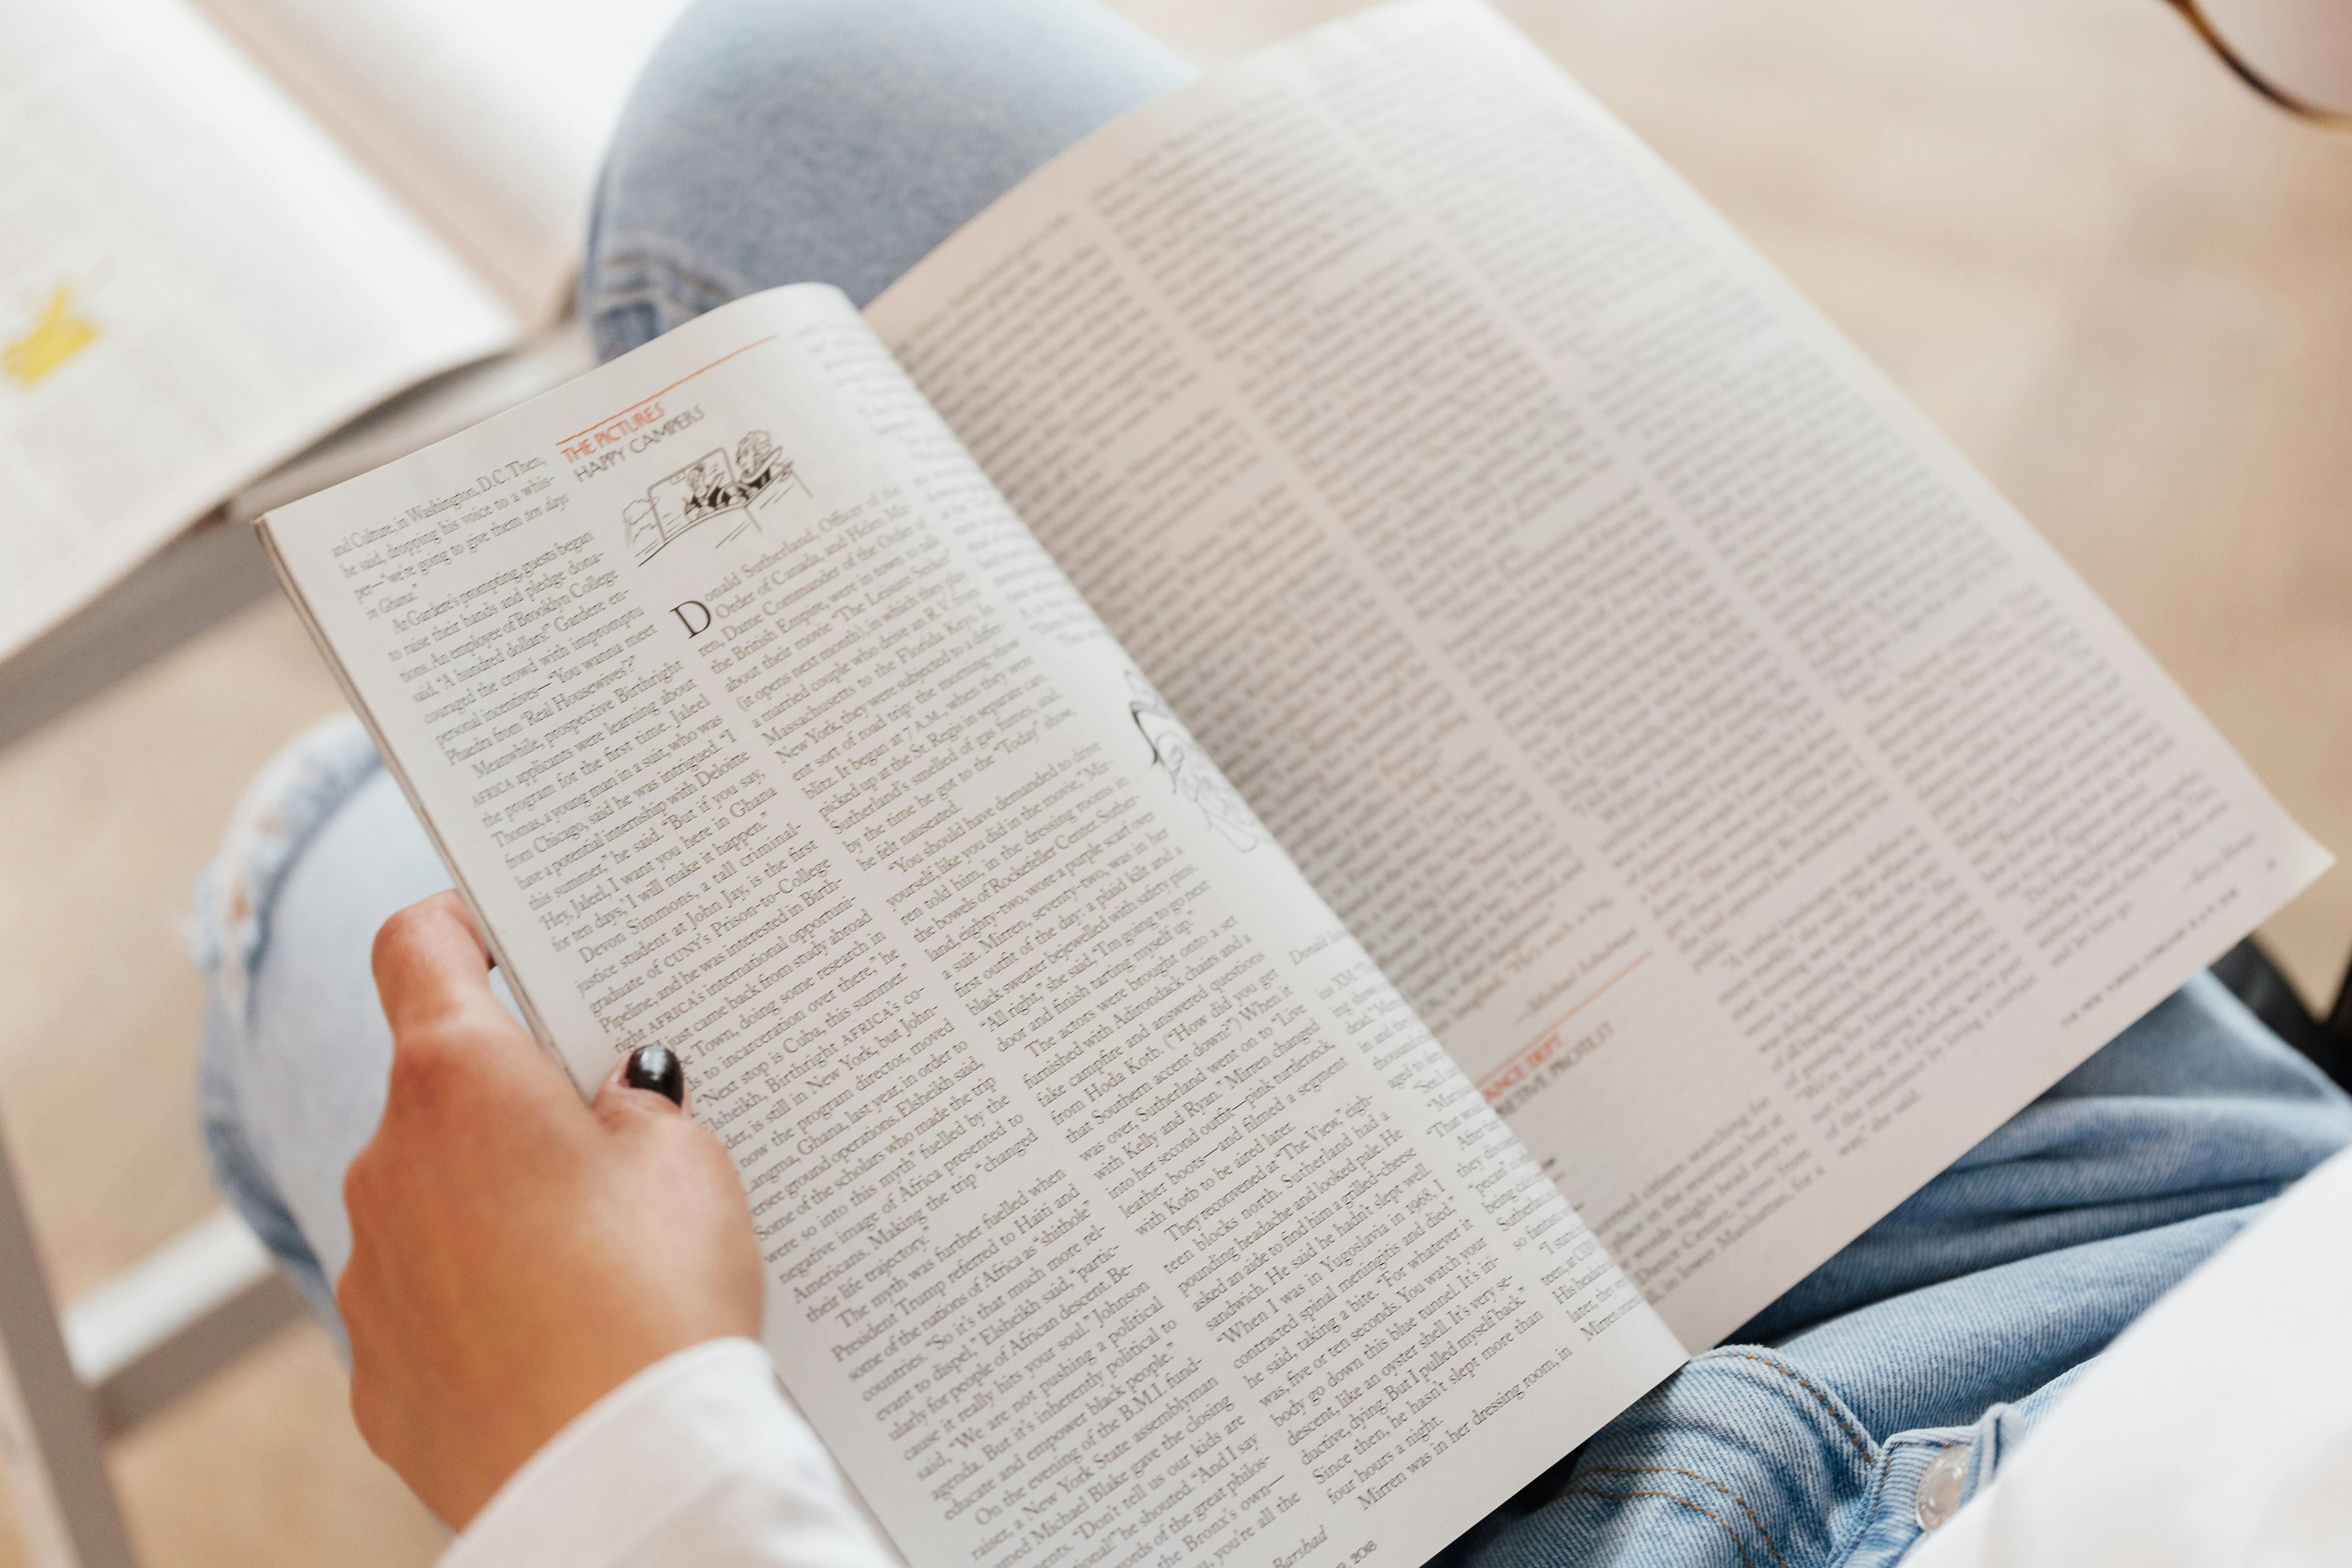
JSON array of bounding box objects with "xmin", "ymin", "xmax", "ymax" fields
[{"xmin": 340, "ymin": 891, "xmax": 762, "ymax": 1528}]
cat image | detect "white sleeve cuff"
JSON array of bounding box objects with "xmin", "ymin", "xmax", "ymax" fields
[{"xmin": 442, "ymin": 1337, "xmax": 900, "ymax": 1568}]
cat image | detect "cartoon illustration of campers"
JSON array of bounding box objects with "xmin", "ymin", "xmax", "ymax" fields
[{"xmin": 625, "ymin": 429, "xmax": 808, "ymax": 565}]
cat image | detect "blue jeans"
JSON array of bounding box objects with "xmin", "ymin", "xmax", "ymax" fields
[{"xmin": 194, "ymin": 3, "xmax": 2352, "ymax": 1563}]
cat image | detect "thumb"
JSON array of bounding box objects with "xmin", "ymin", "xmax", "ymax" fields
[
  {"xmin": 594, "ymin": 1044, "xmax": 691, "ymax": 1125},
  {"xmin": 374, "ymin": 892, "xmax": 579, "ymax": 1117}
]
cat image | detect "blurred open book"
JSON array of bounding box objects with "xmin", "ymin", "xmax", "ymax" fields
[{"xmin": 0, "ymin": 0, "xmax": 690, "ymax": 664}]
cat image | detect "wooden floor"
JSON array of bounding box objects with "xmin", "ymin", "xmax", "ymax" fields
[{"xmin": 3, "ymin": 0, "xmax": 2347, "ymax": 1560}]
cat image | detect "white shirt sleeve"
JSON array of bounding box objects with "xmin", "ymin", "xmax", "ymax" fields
[
  {"xmin": 1908, "ymin": 1145, "xmax": 2352, "ymax": 1568},
  {"xmin": 442, "ymin": 1337, "xmax": 905, "ymax": 1568}
]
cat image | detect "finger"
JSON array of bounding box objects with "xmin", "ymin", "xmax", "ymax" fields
[
  {"xmin": 371, "ymin": 892, "xmax": 502, "ymax": 1038},
  {"xmin": 593, "ymin": 1044, "xmax": 691, "ymax": 1124},
  {"xmin": 372, "ymin": 893, "xmax": 576, "ymax": 1113}
]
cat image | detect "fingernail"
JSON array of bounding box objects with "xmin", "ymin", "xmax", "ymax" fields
[{"xmin": 625, "ymin": 1044, "xmax": 686, "ymax": 1106}]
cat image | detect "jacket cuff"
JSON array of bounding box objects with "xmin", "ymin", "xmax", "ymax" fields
[{"xmin": 442, "ymin": 1337, "xmax": 893, "ymax": 1568}]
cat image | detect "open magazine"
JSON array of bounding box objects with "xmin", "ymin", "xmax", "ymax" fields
[
  {"xmin": 256, "ymin": 5, "xmax": 2326, "ymax": 1565},
  {"xmin": 0, "ymin": 0, "xmax": 687, "ymax": 662}
]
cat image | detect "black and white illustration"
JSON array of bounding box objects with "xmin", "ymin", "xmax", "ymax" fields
[
  {"xmin": 1127, "ymin": 669, "xmax": 1263, "ymax": 852},
  {"xmin": 624, "ymin": 429, "xmax": 810, "ymax": 565}
]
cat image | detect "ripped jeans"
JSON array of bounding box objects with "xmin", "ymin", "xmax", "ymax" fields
[{"xmin": 191, "ymin": 3, "xmax": 2352, "ymax": 1564}]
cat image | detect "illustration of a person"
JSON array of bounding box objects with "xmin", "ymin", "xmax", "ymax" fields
[
  {"xmin": 1127, "ymin": 670, "xmax": 1262, "ymax": 851},
  {"xmin": 736, "ymin": 429, "xmax": 802, "ymax": 501},
  {"xmin": 683, "ymin": 453, "xmax": 740, "ymax": 520}
]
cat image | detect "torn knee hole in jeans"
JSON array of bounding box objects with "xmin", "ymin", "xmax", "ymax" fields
[{"xmin": 191, "ymin": 714, "xmax": 381, "ymax": 1017}]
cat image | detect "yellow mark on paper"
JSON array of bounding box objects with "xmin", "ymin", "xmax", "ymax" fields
[{"xmin": 3, "ymin": 287, "xmax": 99, "ymax": 387}]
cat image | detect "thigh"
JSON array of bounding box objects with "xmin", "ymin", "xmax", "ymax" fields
[
  {"xmin": 580, "ymin": 0, "xmax": 1194, "ymax": 357},
  {"xmin": 1743, "ymin": 970, "xmax": 2352, "ymax": 1346},
  {"xmin": 1445, "ymin": 974, "xmax": 2352, "ymax": 1568}
]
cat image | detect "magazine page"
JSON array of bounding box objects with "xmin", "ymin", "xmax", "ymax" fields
[
  {"xmin": 261, "ymin": 285, "xmax": 1689, "ymax": 1568},
  {"xmin": 189, "ymin": 0, "xmax": 695, "ymax": 322},
  {"xmin": 864, "ymin": 0, "xmax": 2331, "ymax": 1347},
  {"xmin": 0, "ymin": 0, "xmax": 517, "ymax": 664}
]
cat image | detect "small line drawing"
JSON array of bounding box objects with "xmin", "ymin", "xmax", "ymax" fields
[
  {"xmin": 625, "ymin": 429, "xmax": 810, "ymax": 565},
  {"xmin": 1127, "ymin": 670, "xmax": 1262, "ymax": 852}
]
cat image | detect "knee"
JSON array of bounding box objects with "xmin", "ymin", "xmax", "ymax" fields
[
  {"xmin": 582, "ymin": 0, "xmax": 1191, "ymax": 355},
  {"xmin": 193, "ymin": 714, "xmax": 384, "ymax": 1017}
]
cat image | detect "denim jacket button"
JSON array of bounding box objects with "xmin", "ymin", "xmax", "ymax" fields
[{"xmin": 1914, "ymin": 1442, "xmax": 1970, "ymax": 1531}]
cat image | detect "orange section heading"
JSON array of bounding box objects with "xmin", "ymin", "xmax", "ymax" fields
[{"xmin": 554, "ymin": 335, "xmax": 778, "ymax": 449}]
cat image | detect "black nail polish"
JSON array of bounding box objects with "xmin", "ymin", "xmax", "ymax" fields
[{"xmin": 625, "ymin": 1044, "xmax": 686, "ymax": 1106}]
